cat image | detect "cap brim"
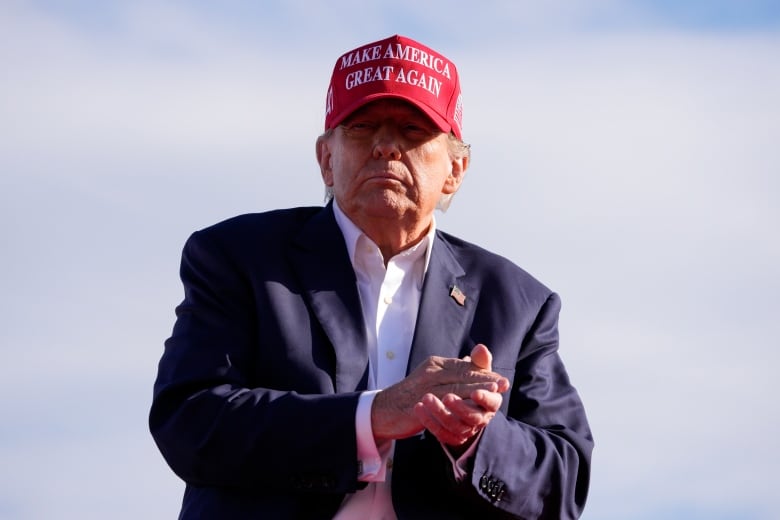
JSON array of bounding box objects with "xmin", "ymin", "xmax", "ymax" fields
[{"xmin": 328, "ymin": 92, "xmax": 453, "ymax": 136}]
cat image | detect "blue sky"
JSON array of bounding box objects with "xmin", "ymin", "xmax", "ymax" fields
[{"xmin": 1, "ymin": 1, "xmax": 779, "ymax": 519}]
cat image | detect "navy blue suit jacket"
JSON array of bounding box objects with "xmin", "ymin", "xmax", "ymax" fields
[{"xmin": 150, "ymin": 204, "xmax": 593, "ymax": 519}]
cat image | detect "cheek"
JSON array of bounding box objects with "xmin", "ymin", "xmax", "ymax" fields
[
  {"xmin": 417, "ymin": 156, "xmax": 454, "ymax": 191},
  {"xmin": 329, "ymin": 158, "xmax": 357, "ymax": 192},
  {"xmin": 414, "ymin": 142, "xmax": 453, "ymax": 180}
]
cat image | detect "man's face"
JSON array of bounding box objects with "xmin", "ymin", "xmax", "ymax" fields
[{"xmin": 318, "ymin": 99, "xmax": 466, "ymax": 228}]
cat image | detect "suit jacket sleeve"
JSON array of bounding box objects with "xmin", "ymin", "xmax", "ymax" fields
[
  {"xmin": 149, "ymin": 217, "xmax": 363, "ymax": 494},
  {"xmin": 391, "ymin": 234, "xmax": 592, "ymax": 519},
  {"xmin": 469, "ymin": 292, "xmax": 593, "ymax": 519}
]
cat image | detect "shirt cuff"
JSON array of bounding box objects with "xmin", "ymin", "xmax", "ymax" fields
[
  {"xmin": 440, "ymin": 429, "xmax": 484, "ymax": 481},
  {"xmin": 355, "ymin": 390, "xmax": 392, "ymax": 482}
]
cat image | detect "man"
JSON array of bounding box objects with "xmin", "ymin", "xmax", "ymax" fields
[{"xmin": 151, "ymin": 34, "xmax": 593, "ymax": 519}]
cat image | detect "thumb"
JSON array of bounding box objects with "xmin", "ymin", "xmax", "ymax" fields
[{"xmin": 469, "ymin": 343, "xmax": 493, "ymax": 371}]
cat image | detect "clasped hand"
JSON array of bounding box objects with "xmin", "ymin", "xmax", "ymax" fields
[{"xmin": 371, "ymin": 344, "xmax": 509, "ymax": 447}]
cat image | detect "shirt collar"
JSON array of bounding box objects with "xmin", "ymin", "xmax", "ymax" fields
[{"xmin": 332, "ymin": 200, "xmax": 436, "ymax": 273}]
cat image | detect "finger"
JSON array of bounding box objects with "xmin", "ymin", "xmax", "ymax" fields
[
  {"xmin": 414, "ymin": 394, "xmax": 479, "ymax": 445},
  {"xmin": 413, "ymin": 356, "xmax": 508, "ymax": 398},
  {"xmin": 443, "ymin": 381, "xmax": 501, "ymax": 401},
  {"xmin": 442, "ymin": 393, "xmax": 496, "ymax": 428},
  {"xmin": 469, "ymin": 344, "xmax": 492, "ymax": 370},
  {"xmin": 414, "ymin": 403, "xmax": 470, "ymax": 446},
  {"xmin": 438, "ymin": 357, "xmax": 504, "ymax": 384},
  {"xmin": 466, "ymin": 346, "xmax": 510, "ymax": 393},
  {"xmin": 469, "ymin": 388, "xmax": 504, "ymax": 414},
  {"xmin": 424, "ymin": 393, "xmax": 476, "ymax": 432}
]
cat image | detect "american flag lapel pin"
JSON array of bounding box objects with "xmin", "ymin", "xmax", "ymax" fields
[{"xmin": 449, "ymin": 285, "xmax": 466, "ymax": 306}]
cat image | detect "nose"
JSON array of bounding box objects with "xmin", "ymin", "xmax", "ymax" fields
[{"xmin": 372, "ymin": 125, "xmax": 402, "ymax": 160}]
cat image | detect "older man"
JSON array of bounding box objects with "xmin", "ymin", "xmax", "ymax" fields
[{"xmin": 151, "ymin": 34, "xmax": 593, "ymax": 519}]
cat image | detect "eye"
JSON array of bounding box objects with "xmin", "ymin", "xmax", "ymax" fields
[
  {"xmin": 342, "ymin": 120, "xmax": 376, "ymax": 136},
  {"xmin": 402, "ymin": 122, "xmax": 435, "ymax": 140}
]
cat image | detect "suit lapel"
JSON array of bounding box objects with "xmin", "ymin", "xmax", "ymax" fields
[
  {"xmin": 407, "ymin": 233, "xmax": 479, "ymax": 374},
  {"xmin": 288, "ymin": 205, "xmax": 370, "ymax": 393}
]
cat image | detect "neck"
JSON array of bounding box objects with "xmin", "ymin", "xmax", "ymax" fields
[{"xmin": 356, "ymin": 214, "xmax": 432, "ymax": 264}]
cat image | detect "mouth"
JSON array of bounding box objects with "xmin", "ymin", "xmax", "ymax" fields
[
  {"xmin": 368, "ymin": 173, "xmax": 402, "ymax": 182},
  {"xmin": 362, "ymin": 175, "xmax": 406, "ymax": 193},
  {"xmin": 365, "ymin": 167, "xmax": 407, "ymax": 184}
]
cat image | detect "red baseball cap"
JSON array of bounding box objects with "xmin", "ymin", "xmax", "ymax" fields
[{"xmin": 324, "ymin": 34, "xmax": 463, "ymax": 139}]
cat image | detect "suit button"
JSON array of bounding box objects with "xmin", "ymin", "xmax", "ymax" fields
[{"xmin": 479, "ymin": 472, "xmax": 506, "ymax": 503}]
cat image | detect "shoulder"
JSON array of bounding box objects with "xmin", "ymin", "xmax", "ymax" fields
[
  {"xmin": 196, "ymin": 207, "xmax": 324, "ymax": 241},
  {"xmin": 181, "ymin": 206, "xmax": 327, "ymax": 261},
  {"xmin": 190, "ymin": 206, "xmax": 325, "ymax": 245}
]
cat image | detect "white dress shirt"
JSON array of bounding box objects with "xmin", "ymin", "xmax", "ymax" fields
[
  {"xmin": 331, "ymin": 202, "xmax": 476, "ymax": 519},
  {"xmin": 332, "ymin": 201, "xmax": 432, "ymax": 520}
]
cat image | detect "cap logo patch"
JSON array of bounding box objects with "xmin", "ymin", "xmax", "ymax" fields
[{"xmin": 323, "ymin": 35, "xmax": 464, "ymax": 139}]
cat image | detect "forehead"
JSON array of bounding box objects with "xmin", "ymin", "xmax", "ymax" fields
[{"xmin": 344, "ymin": 99, "xmax": 435, "ymax": 123}]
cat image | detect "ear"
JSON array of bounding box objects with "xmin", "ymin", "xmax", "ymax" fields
[
  {"xmin": 442, "ymin": 153, "xmax": 468, "ymax": 195},
  {"xmin": 315, "ymin": 135, "xmax": 334, "ymax": 186}
]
